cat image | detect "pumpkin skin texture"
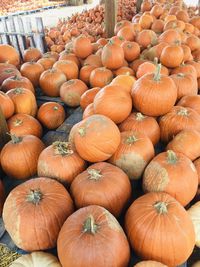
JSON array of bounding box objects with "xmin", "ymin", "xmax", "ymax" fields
[
  {"xmin": 7, "ymin": 113, "xmax": 43, "ymax": 138},
  {"xmin": 0, "ymin": 91, "xmax": 14, "ymax": 119},
  {"xmin": 0, "ymin": 179, "xmax": 4, "ymax": 216},
  {"xmin": 1, "ymin": 75, "xmax": 35, "ymax": 94},
  {"xmin": 20, "ymin": 62, "xmax": 44, "ymax": 87},
  {"xmin": 74, "ymin": 115, "xmax": 121, "ymax": 162},
  {"xmin": 143, "ymin": 150, "xmax": 198, "ymax": 206},
  {"xmin": 89, "ymin": 67, "xmax": 113, "ymax": 88},
  {"xmin": 93, "ymin": 84, "xmax": 132, "ymax": 124},
  {"xmin": 159, "ymin": 106, "xmax": 200, "ymax": 143},
  {"xmin": 109, "ymin": 131, "xmax": 155, "ymax": 180},
  {"xmin": 125, "ymin": 192, "xmax": 195, "ymax": 267},
  {"xmin": 166, "ymin": 130, "xmax": 200, "ymax": 161},
  {"xmin": 187, "ymin": 201, "xmax": 200, "ymax": 248},
  {"xmin": 2, "ymin": 177, "xmax": 74, "ymax": 251},
  {"xmin": 132, "ymin": 64, "xmax": 177, "ymax": 116},
  {"xmin": 110, "ymin": 75, "xmax": 136, "ymax": 94},
  {"xmin": 177, "ymin": 95, "xmax": 200, "ymax": 115},
  {"xmin": 10, "ymin": 252, "xmax": 61, "ymax": 267},
  {"xmin": 160, "ymin": 45, "xmax": 184, "ymax": 68},
  {"xmin": 23, "ymin": 47, "xmax": 42, "ymax": 62},
  {"xmin": 80, "ymin": 87, "xmax": 101, "ymax": 110},
  {"xmin": 0, "ymin": 135, "xmax": 45, "ymax": 180},
  {"xmin": 37, "ymin": 141, "xmax": 86, "ymax": 185},
  {"xmin": 57, "ymin": 205, "xmax": 130, "ymax": 267},
  {"xmin": 70, "ymin": 162, "xmax": 131, "ymax": 217},
  {"xmin": 53, "ymin": 60, "xmax": 79, "ymax": 80},
  {"xmin": 0, "ymin": 68, "xmax": 21, "ymax": 85},
  {"xmin": 134, "ymin": 261, "xmax": 167, "ymax": 267},
  {"xmin": 73, "ymin": 35, "xmax": 93, "ymax": 59},
  {"xmin": 0, "ymin": 44, "xmax": 20, "ymax": 66}
]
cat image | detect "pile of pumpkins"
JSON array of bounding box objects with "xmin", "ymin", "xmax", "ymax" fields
[{"xmin": 1, "ymin": 0, "xmax": 200, "ymax": 266}]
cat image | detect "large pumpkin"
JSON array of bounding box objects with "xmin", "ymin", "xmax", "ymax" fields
[
  {"xmin": 125, "ymin": 192, "xmax": 195, "ymax": 266},
  {"xmin": 0, "ymin": 44, "xmax": 20, "ymax": 66},
  {"xmin": 177, "ymin": 95, "xmax": 200, "ymax": 115},
  {"xmin": 1, "ymin": 75, "xmax": 35, "ymax": 94},
  {"xmin": 57, "ymin": 205, "xmax": 130, "ymax": 267},
  {"xmin": 89, "ymin": 67, "xmax": 113, "ymax": 88},
  {"xmin": 187, "ymin": 201, "xmax": 200, "ymax": 248},
  {"xmin": 143, "ymin": 150, "xmax": 198, "ymax": 206},
  {"xmin": 0, "ymin": 134, "xmax": 45, "ymax": 179},
  {"xmin": 0, "ymin": 91, "xmax": 14, "ymax": 119},
  {"xmin": 74, "ymin": 114, "xmax": 121, "ymax": 162},
  {"xmin": 20, "ymin": 62, "xmax": 44, "ymax": 87},
  {"xmin": 2, "ymin": 177, "xmax": 74, "ymax": 251},
  {"xmin": 70, "ymin": 162, "xmax": 131, "ymax": 217}
]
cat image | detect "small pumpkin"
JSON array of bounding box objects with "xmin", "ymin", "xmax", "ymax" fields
[
  {"xmin": 37, "ymin": 56, "xmax": 56, "ymax": 70},
  {"xmin": 79, "ymin": 65, "xmax": 96, "ymax": 85},
  {"xmin": 1, "ymin": 75, "xmax": 35, "ymax": 94},
  {"xmin": 80, "ymin": 87, "xmax": 101, "ymax": 110},
  {"xmin": 73, "ymin": 35, "xmax": 93, "ymax": 59},
  {"xmin": 89, "ymin": 67, "xmax": 113, "ymax": 88},
  {"xmin": 121, "ymin": 41, "xmax": 140, "ymax": 62},
  {"xmin": 187, "ymin": 201, "xmax": 200, "ymax": 248},
  {"xmin": 0, "ymin": 68, "xmax": 21, "ymax": 85},
  {"xmin": 0, "ymin": 44, "xmax": 20, "ymax": 66},
  {"xmin": 53, "ymin": 60, "xmax": 79, "ymax": 80},
  {"xmin": 20, "ymin": 62, "xmax": 44, "ymax": 87},
  {"xmin": 0, "ymin": 91, "xmax": 14, "ymax": 119},
  {"xmin": 160, "ymin": 44, "xmax": 184, "ymax": 68},
  {"xmin": 23, "ymin": 47, "xmax": 42, "ymax": 62}
]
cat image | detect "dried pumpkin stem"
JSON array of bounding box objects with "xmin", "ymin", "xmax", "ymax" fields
[
  {"xmin": 27, "ymin": 189, "xmax": 43, "ymax": 205},
  {"xmin": 53, "ymin": 141, "xmax": 73, "ymax": 156},
  {"xmin": 154, "ymin": 201, "xmax": 168, "ymax": 214},
  {"xmin": 83, "ymin": 215, "xmax": 98, "ymax": 234},
  {"xmin": 14, "ymin": 88, "xmax": 23, "ymax": 94},
  {"xmin": 167, "ymin": 150, "xmax": 178, "ymax": 164},
  {"xmin": 7, "ymin": 133, "xmax": 22, "ymax": 144},
  {"xmin": 125, "ymin": 135, "xmax": 138, "ymax": 144},
  {"xmin": 14, "ymin": 119, "xmax": 23, "ymax": 126},
  {"xmin": 153, "ymin": 63, "xmax": 161, "ymax": 81},
  {"xmin": 177, "ymin": 108, "xmax": 188, "ymax": 116},
  {"xmin": 53, "ymin": 106, "xmax": 59, "ymax": 111},
  {"xmin": 136, "ymin": 112, "xmax": 146, "ymax": 121},
  {"xmin": 78, "ymin": 127, "xmax": 86, "ymax": 137},
  {"xmin": 88, "ymin": 169, "xmax": 102, "ymax": 180},
  {"xmin": 177, "ymin": 73, "xmax": 185, "ymax": 78}
]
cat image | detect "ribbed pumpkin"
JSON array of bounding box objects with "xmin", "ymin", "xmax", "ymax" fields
[
  {"xmin": 7, "ymin": 113, "xmax": 42, "ymax": 138},
  {"xmin": 23, "ymin": 47, "xmax": 42, "ymax": 62},
  {"xmin": 37, "ymin": 141, "xmax": 86, "ymax": 185},
  {"xmin": 80, "ymin": 87, "xmax": 101, "ymax": 110},
  {"xmin": 89, "ymin": 67, "xmax": 113, "ymax": 88},
  {"xmin": 74, "ymin": 115, "xmax": 120, "ymax": 162},
  {"xmin": 0, "ymin": 91, "xmax": 14, "ymax": 119},
  {"xmin": 57, "ymin": 205, "xmax": 130, "ymax": 267},
  {"xmin": 53, "ymin": 60, "xmax": 79, "ymax": 80},
  {"xmin": 159, "ymin": 106, "xmax": 200, "ymax": 143},
  {"xmin": 20, "ymin": 62, "xmax": 44, "ymax": 87},
  {"xmin": 37, "ymin": 56, "xmax": 56, "ymax": 70},
  {"xmin": 0, "ymin": 134, "xmax": 45, "ymax": 179},
  {"xmin": 134, "ymin": 261, "xmax": 167, "ymax": 267},
  {"xmin": 143, "ymin": 150, "xmax": 198, "ymax": 206},
  {"xmin": 132, "ymin": 64, "xmax": 177, "ymax": 116},
  {"xmin": 121, "ymin": 41, "xmax": 140, "ymax": 62},
  {"xmin": 1, "ymin": 75, "xmax": 35, "ymax": 94},
  {"xmin": 0, "ymin": 68, "xmax": 21, "ymax": 85},
  {"xmin": 160, "ymin": 44, "xmax": 184, "ymax": 68},
  {"xmin": 118, "ymin": 112, "xmax": 160, "ymax": 145},
  {"xmin": 177, "ymin": 95, "xmax": 200, "ymax": 115},
  {"xmin": 0, "ymin": 179, "xmax": 4, "ymax": 216},
  {"xmin": 110, "ymin": 75, "xmax": 136, "ymax": 93},
  {"xmin": 73, "ymin": 35, "xmax": 93, "ymax": 59},
  {"xmin": 109, "ymin": 131, "xmax": 155, "ymax": 180},
  {"xmin": 2, "ymin": 177, "xmax": 74, "ymax": 251},
  {"xmin": 187, "ymin": 201, "xmax": 200, "ymax": 248},
  {"xmin": 125, "ymin": 192, "xmax": 195, "ymax": 267},
  {"xmin": 0, "ymin": 44, "xmax": 20, "ymax": 66},
  {"xmin": 70, "ymin": 162, "xmax": 131, "ymax": 217},
  {"xmin": 82, "ymin": 103, "xmax": 95, "ymax": 119},
  {"xmin": 79, "ymin": 65, "xmax": 96, "ymax": 85}
]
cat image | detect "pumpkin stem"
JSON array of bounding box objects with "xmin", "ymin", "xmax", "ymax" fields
[
  {"xmin": 153, "ymin": 63, "xmax": 161, "ymax": 81},
  {"xmin": 53, "ymin": 106, "xmax": 59, "ymax": 111},
  {"xmin": 27, "ymin": 189, "xmax": 43, "ymax": 205},
  {"xmin": 78, "ymin": 127, "xmax": 86, "ymax": 137},
  {"xmin": 166, "ymin": 150, "xmax": 178, "ymax": 164},
  {"xmin": 125, "ymin": 135, "xmax": 138, "ymax": 144},
  {"xmin": 177, "ymin": 108, "xmax": 188, "ymax": 116},
  {"xmin": 83, "ymin": 215, "xmax": 98, "ymax": 234},
  {"xmin": 13, "ymin": 88, "xmax": 23, "ymax": 94},
  {"xmin": 7, "ymin": 133, "xmax": 22, "ymax": 144},
  {"xmin": 154, "ymin": 201, "xmax": 168, "ymax": 214},
  {"xmin": 88, "ymin": 169, "xmax": 102, "ymax": 180},
  {"xmin": 153, "ymin": 57, "xmax": 158, "ymax": 65},
  {"xmin": 177, "ymin": 73, "xmax": 185, "ymax": 78},
  {"xmin": 53, "ymin": 141, "xmax": 73, "ymax": 156},
  {"xmin": 136, "ymin": 112, "xmax": 146, "ymax": 121},
  {"xmin": 14, "ymin": 119, "xmax": 23, "ymax": 126}
]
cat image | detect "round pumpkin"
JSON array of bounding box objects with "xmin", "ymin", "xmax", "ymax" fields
[
  {"xmin": 136, "ymin": 61, "xmax": 156, "ymax": 79},
  {"xmin": 110, "ymin": 75, "xmax": 136, "ymax": 93},
  {"xmin": 57, "ymin": 205, "xmax": 130, "ymax": 267},
  {"xmin": 0, "ymin": 44, "xmax": 20, "ymax": 66},
  {"xmin": 20, "ymin": 62, "xmax": 44, "ymax": 87},
  {"xmin": 73, "ymin": 35, "xmax": 93, "ymax": 59},
  {"xmin": 177, "ymin": 95, "xmax": 200, "ymax": 115},
  {"xmin": 188, "ymin": 201, "xmax": 200, "ymax": 248},
  {"xmin": 136, "ymin": 29, "xmax": 158, "ymax": 49},
  {"xmin": 170, "ymin": 63, "xmax": 197, "ymax": 77},
  {"xmin": 37, "ymin": 56, "xmax": 56, "ymax": 70},
  {"xmin": 158, "ymin": 29, "xmax": 182, "ymax": 44},
  {"xmin": 125, "ymin": 192, "xmax": 195, "ymax": 267},
  {"xmin": 53, "ymin": 60, "xmax": 79, "ymax": 80},
  {"xmin": 82, "ymin": 103, "xmax": 95, "ymax": 119},
  {"xmin": 0, "ymin": 91, "xmax": 14, "ymax": 119},
  {"xmin": 160, "ymin": 44, "xmax": 184, "ymax": 68},
  {"xmin": 80, "ymin": 87, "xmax": 101, "ymax": 110},
  {"xmin": 121, "ymin": 41, "xmax": 140, "ymax": 62},
  {"xmin": 89, "ymin": 67, "xmax": 113, "ymax": 88},
  {"xmin": 79, "ymin": 65, "xmax": 96, "ymax": 85},
  {"xmin": 134, "ymin": 261, "xmax": 167, "ymax": 267},
  {"xmin": 23, "ymin": 47, "xmax": 42, "ymax": 62},
  {"xmin": 84, "ymin": 54, "xmax": 102, "ymax": 68},
  {"xmin": 1, "ymin": 75, "xmax": 35, "ymax": 94},
  {"xmin": 0, "ymin": 68, "xmax": 21, "ymax": 85},
  {"xmin": 2, "ymin": 177, "xmax": 74, "ymax": 251}
]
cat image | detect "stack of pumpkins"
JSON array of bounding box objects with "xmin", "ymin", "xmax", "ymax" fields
[{"xmin": 0, "ymin": 0, "xmax": 200, "ymax": 266}]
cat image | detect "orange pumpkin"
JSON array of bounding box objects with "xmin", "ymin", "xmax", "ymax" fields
[
  {"xmin": 84, "ymin": 54, "xmax": 103, "ymax": 68},
  {"xmin": 82, "ymin": 103, "xmax": 95, "ymax": 119},
  {"xmin": 134, "ymin": 261, "xmax": 167, "ymax": 267},
  {"xmin": 160, "ymin": 44, "xmax": 184, "ymax": 68},
  {"xmin": 0, "ymin": 91, "xmax": 14, "ymax": 119},
  {"xmin": 158, "ymin": 29, "xmax": 182, "ymax": 44},
  {"xmin": 185, "ymin": 35, "xmax": 200, "ymax": 52},
  {"xmin": 37, "ymin": 56, "xmax": 56, "ymax": 70},
  {"xmin": 53, "ymin": 60, "xmax": 79, "ymax": 80},
  {"xmin": 20, "ymin": 62, "xmax": 44, "ymax": 87},
  {"xmin": 177, "ymin": 95, "xmax": 200, "ymax": 115},
  {"xmin": 170, "ymin": 63, "xmax": 197, "ymax": 77},
  {"xmin": 194, "ymin": 158, "xmax": 200, "ymax": 185},
  {"xmin": 117, "ymin": 26, "xmax": 135, "ymax": 41},
  {"xmin": 121, "ymin": 41, "xmax": 140, "ymax": 62},
  {"xmin": 73, "ymin": 35, "xmax": 93, "ymax": 59},
  {"xmin": 151, "ymin": 19, "xmax": 164, "ymax": 33},
  {"xmin": 0, "ymin": 179, "xmax": 4, "ymax": 216},
  {"xmin": 79, "ymin": 65, "xmax": 96, "ymax": 85},
  {"xmin": 0, "ymin": 68, "xmax": 21, "ymax": 85},
  {"xmin": 1, "ymin": 75, "xmax": 35, "ymax": 94},
  {"xmin": 0, "ymin": 44, "xmax": 20, "ymax": 66},
  {"xmin": 80, "ymin": 87, "xmax": 101, "ymax": 110},
  {"xmin": 89, "ymin": 67, "xmax": 113, "ymax": 88},
  {"xmin": 136, "ymin": 61, "xmax": 156, "ymax": 79},
  {"xmin": 23, "ymin": 47, "xmax": 42, "ymax": 62},
  {"xmin": 59, "ymin": 51, "xmax": 80, "ymax": 67},
  {"xmin": 136, "ymin": 29, "xmax": 158, "ymax": 49}
]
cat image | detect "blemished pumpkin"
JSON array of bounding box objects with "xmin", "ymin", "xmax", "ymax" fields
[
  {"xmin": 37, "ymin": 141, "xmax": 86, "ymax": 185},
  {"xmin": 37, "ymin": 102, "xmax": 65, "ymax": 130},
  {"xmin": 2, "ymin": 177, "xmax": 74, "ymax": 251},
  {"xmin": 74, "ymin": 114, "xmax": 121, "ymax": 162},
  {"xmin": 1, "ymin": 75, "xmax": 35, "ymax": 94},
  {"xmin": 187, "ymin": 201, "xmax": 200, "ymax": 248},
  {"xmin": 143, "ymin": 150, "xmax": 198, "ymax": 206},
  {"xmin": 70, "ymin": 162, "xmax": 131, "ymax": 217},
  {"xmin": 57, "ymin": 205, "xmax": 130, "ymax": 267},
  {"xmin": 177, "ymin": 95, "xmax": 200, "ymax": 115},
  {"xmin": 10, "ymin": 252, "xmax": 61, "ymax": 267},
  {"xmin": 125, "ymin": 192, "xmax": 195, "ymax": 267},
  {"xmin": 0, "ymin": 91, "xmax": 14, "ymax": 119},
  {"xmin": 132, "ymin": 64, "xmax": 177, "ymax": 116},
  {"xmin": 80, "ymin": 87, "xmax": 101, "ymax": 110},
  {"xmin": 0, "ymin": 134, "xmax": 45, "ymax": 180},
  {"xmin": 109, "ymin": 131, "xmax": 155, "ymax": 180},
  {"xmin": 89, "ymin": 67, "xmax": 113, "ymax": 88},
  {"xmin": 134, "ymin": 261, "xmax": 167, "ymax": 267}
]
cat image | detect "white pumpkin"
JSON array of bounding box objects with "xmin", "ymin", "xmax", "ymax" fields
[
  {"xmin": 10, "ymin": 252, "xmax": 61, "ymax": 267},
  {"xmin": 188, "ymin": 201, "xmax": 200, "ymax": 248}
]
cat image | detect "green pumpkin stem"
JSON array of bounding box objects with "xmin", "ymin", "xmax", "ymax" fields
[
  {"xmin": 125, "ymin": 135, "xmax": 138, "ymax": 144},
  {"xmin": 14, "ymin": 88, "xmax": 23, "ymax": 94},
  {"xmin": 88, "ymin": 169, "xmax": 102, "ymax": 180},
  {"xmin": 27, "ymin": 189, "xmax": 43, "ymax": 205},
  {"xmin": 14, "ymin": 119, "xmax": 23, "ymax": 126},
  {"xmin": 136, "ymin": 112, "xmax": 146, "ymax": 121},
  {"xmin": 153, "ymin": 63, "xmax": 162, "ymax": 81},
  {"xmin": 53, "ymin": 106, "xmax": 59, "ymax": 111},
  {"xmin": 154, "ymin": 201, "xmax": 168, "ymax": 214},
  {"xmin": 7, "ymin": 133, "xmax": 22, "ymax": 144},
  {"xmin": 83, "ymin": 215, "xmax": 98, "ymax": 234},
  {"xmin": 53, "ymin": 141, "xmax": 73, "ymax": 156},
  {"xmin": 167, "ymin": 150, "xmax": 178, "ymax": 164}
]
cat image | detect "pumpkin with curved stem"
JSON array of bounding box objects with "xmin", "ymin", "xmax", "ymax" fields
[
  {"xmin": 53, "ymin": 60, "xmax": 79, "ymax": 80},
  {"xmin": 3, "ymin": 177, "xmax": 74, "ymax": 251},
  {"xmin": 0, "ymin": 179, "xmax": 4, "ymax": 216},
  {"xmin": 1, "ymin": 75, "xmax": 35, "ymax": 94},
  {"xmin": 160, "ymin": 44, "xmax": 184, "ymax": 68},
  {"xmin": 159, "ymin": 106, "xmax": 200, "ymax": 143},
  {"xmin": 73, "ymin": 35, "xmax": 93, "ymax": 59},
  {"xmin": 8, "ymin": 114, "xmax": 42, "ymax": 138},
  {"xmin": 37, "ymin": 141, "xmax": 86, "ymax": 185},
  {"xmin": 80, "ymin": 87, "xmax": 101, "ymax": 110},
  {"xmin": 57, "ymin": 205, "xmax": 130, "ymax": 267},
  {"xmin": 23, "ymin": 47, "xmax": 42, "ymax": 62},
  {"xmin": 70, "ymin": 162, "xmax": 131, "ymax": 217},
  {"xmin": 132, "ymin": 64, "xmax": 177, "ymax": 116},
  {"xmin": 89, "ymin": 67, "xmax": 113, "ymax": 88},
  {"xmin": 20, "ymin": 62, "xmax": 44, "ymax": 87},
  {"xmin": 143, "ymin": 150, "xmax": 198, "ymax": 206},
  {"xmin": 0, "ymin": 91, "xmax": 14, "ymax": 119},
  {"xmin": 109, "ymin": 131, "xmax": 154, "ymax": 180},
  {"xmin": 134, "ymin": 261, "xmax": 167, "ymax": 267},
  {"xmin": 0, "ymin": 134, "xmax": 45, "ymax": 179},
  {"xmin": 188, "ymin": 201, "xmax": 200, "ymax": 248},
  {"xmin": 0, "ymin": 44, "xmax": 20, "ymax": 66},
  {"xmin": 118, "ymin": 112, "xmax": 160, "ymax": 145},
  {"xmin": 74, "ymin": 114, "xmax": 120, "ymax": 162},
  {"xmin": 125, "ymin": 192, "xmax": 195, "ymax": 266}
]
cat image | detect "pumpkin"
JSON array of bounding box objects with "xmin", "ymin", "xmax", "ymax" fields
[
  {"xmin": 166, "ymin": 130, "xmax": 200, "ymax": 161},
  {"xmin": 141, "ymin": 1, "xmax": 152, "ymax": 12},
  {"xmin": 2, "ymin": 177, "xmax": 74, "ymax": 251},
  {"xmin": 0, "ymin": 91, "xmax": 14, "ymax": 119},
  {"xmin": 159, "ymin": 106, "xmax": 200, "ymax": 143},
  {"xmin": 134, "ymin": 261, "xmax": 167, "ymax": 267},
  {"xmin": 113, "ymin": 66, "xmax": 134, "ymax": 76},
  {"xmin": 10, "ymin": 252, "xmax": 61, "ymax": 267},
  {"xmin": 136, "ymin": 61, "xmax": 156, "ymax": 79},
  {"xmin": 1, "ymin": 75, "xmax": 35, "ymax": 94},
  {"xmin": 143, "ymin": 150, "xmax": 198, "ymax": 206},
  {"xmin": 20, "ymin": 62, "xmax": 44, "ymax": 87},
  {"xmin": 23, "ymin": 47, "xmax": 42, "ymax": 62},
  {"xmin": 37, "ymin": 141, "xmax": 86, "ymax": 185},
  {"xmin": 187, "ymin": 201, "xmax": 200, "ymax": 248},
  {"xmin": 70, "ymin": 162, "xmax": 131, "ymax": 217},
  {"xmin": 160, "ymin": 44, "xmax": 184, "ymax": 68},
  {"xmin": 101, "ymin": 40, "xmax": 124, "ymax": 70},
  {"xmin": 187, "ymin": 61, "xmax": 200, "ymax": 78},
  {"xmin": 109, "ymin": 130, "xmax": 154, "ymax": 180},
  {"xmin": 93, "ymin": 84, "xmax": 132, "ymax": 124},
  {"xmin": 0, "ymin": 68, "xmax": 21, "ymax": 85},
  {"xmin": 57, "ymin": 205, "xmax": 130, "ymax": 267},
  {"xmin": 176, "ymin": 10, "xmax": 189, "ymax": 22},
  {"xmin": 192, "ymin": 49, "xmax": 200, "ymax": 62},
  {"xmin": 84, "ymin": 54, "xmax": 102, "ymax": 68},
  {"xmin": 132, "ymin": 64, "xmax": 177, "ymax": 116},
  {"xmin": 79, "ymin": 65, "xmax": 96, "ymax": 85},
  {"xmin": 7, "ymin": 113, "xmax": 42, "ymax": 138},
  {"xmin": 44, "ymin": 51, "xmax": 59, "ymax": 61},
  {"xmin": 151, "ymin": 19, "xmax": 164, "ymax": 33},
  {"xmin": 53, "ymin": 60, "xmax": 79, "ymax": 80},
  {"xmin": 0, "ymin": 179, "xmax": 4, "ymax": 216},
  {"xmin": 73, "ymin": 35, "xmax": 93, "ymax": 59},
  {"xmin": 110, "ymin": 75, "xmax": 136, "ymax": 93},
  {"xmin": 194, "ymin": 158, "xmax": 200, "ymax": 185},
  {"xmin": 59, "ymin": 51, "xmax": 80, "ymax": 68},
  {"xmin": 117, "ymin": 25, "xmax": 135, "ymax": 41},
  {"xmin": 181, "ymin": 44, "xmax": 193, "ymax": 62},
  {"xmin": 125, "ymin": 192, "xmax": 195, "ymax": 267},
  {"xmin": 136, "ymin": 30, "xmax": 157, "ymax": 49},
  {"xmin": 6, "ymin": 88, "xmax": 37, "ymax": 117},
  {"xmin": 0, "ymin": 134, "xmax": 45, "ymax": 179},
  {"xmin": 121, "ymin": 41, "xmax": 140, "ymax": 62},
  {"xmin": 74, "ymin": 114, "xmax": 120, "ymax": 162},
  {"xmin": 170, "ymin": 63, "xmax": 197, "ymax": 77},
  {"xmin": 37, "ymin": 56, "xmax": 56, "ymax": 70},
  {"xmin": 150, "ymin": 4, "xmax": 164, "ymax": 17},
  {"xmin": 0, "ymin": 44, "xmax": 20, "ymax": 66},
  {"xmin": 139, "ymin": 14, "xmax": 154, "ymax": 29},
  {"xmin": 80, "ymin": 87, "xmax": 101, "ymax": 110},
  {"xmin": 118, "ymin": 112, "xmax": 160, "ymax": 145},
  {"xmin": 158, "ymin": 29, "xmax": 182, "ymax": 44},
  {"xmin": 89, "ymin": 67, "xmax": 113, "ymax": 88},
  {"xmin": 185, "ymin": 35, "xmax": 200, "ymax": 51},
  {"xmin": 60, "ymin": 79, "xmax": 88, "ymax": 107},
  {"xmin": 39, "ymin": 68, "xmax": 67, "ymax": 97},
  {"xmin": 82, "ymin": 103, "xmax": 95, "ymax": 119}
]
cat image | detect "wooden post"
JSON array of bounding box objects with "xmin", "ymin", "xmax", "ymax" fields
[
  {"xmin": 0, "ymin": 107, "xmax": 10, "ymax": 150},
  {"xmin": 105, "ymin": 0, "xmax": 117, "ymax": 38},
  {"xmin": 136, "ymin": 0, "xmax": 143, "ymax": 13}
]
